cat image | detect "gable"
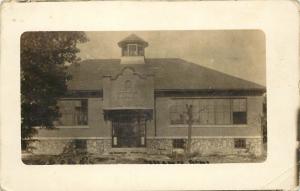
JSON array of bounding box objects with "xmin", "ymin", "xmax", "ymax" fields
[{"xmin": 102, "ymin": 66, "xmax": 154, "ymax": 110}]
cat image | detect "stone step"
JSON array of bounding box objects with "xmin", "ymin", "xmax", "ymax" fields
[{"xmin": 109, "ymin": 148, "xmax": 147, "ymax": 155}]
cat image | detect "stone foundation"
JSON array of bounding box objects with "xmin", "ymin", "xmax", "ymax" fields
[
  {"xmin": 190, "ymin": 138, "xmax": 263, "ymax": 156},
  {"xmin": 87, "ymin": 139, "xmax": 111, "ymax": 154},
  {"xmin": 247, "ymin": 138, "xmax": 263, "ymax": 156},
  {"xmin": 26, "ymin": 137, "xmax": 263, "ymax": 157},
  {"xmin": 26, "ymin": 138, "xmax": 112, "ymax": 155},
  {"xmin": 28, "ymin": 139, "xmax": 72, "ymax": 155},
  {"xmin": 146, "ymin": 137, "xmax": 263, "ymax": 156},
  {"xmin": 146, "ymin": 139, "xmax": 173, "ymax": 154}
]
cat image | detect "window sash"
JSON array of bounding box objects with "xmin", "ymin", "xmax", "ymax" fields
[
  {"xmin": 233, "ymin": 99, "xmax": 247, "ymax": 112},
  {"xmin": 233, "ymin": 111, "xmax": 247, "ymax": 124}
]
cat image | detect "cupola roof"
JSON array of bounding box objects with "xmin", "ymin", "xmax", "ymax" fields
[{"xmin": 118, "ymin": 34, "xmax": 149, "ymax": 48}]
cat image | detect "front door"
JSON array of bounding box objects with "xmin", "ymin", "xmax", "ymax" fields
[{"xmin": 112, "ymin": 114, "xmax": 146, "ymax": 148}]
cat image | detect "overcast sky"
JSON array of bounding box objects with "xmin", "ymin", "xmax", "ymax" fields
[{"xmin": 77, "ymin": 30, "xmax": 266, "ymax": 86}]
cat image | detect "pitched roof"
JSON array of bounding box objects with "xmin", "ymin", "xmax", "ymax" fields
[
  {"xmin": 118, "ymin": 34, "xmax": 149, "ymax": 47},
  {"xmin": 66, "ymin": 58, "xmax": 265, "ymax": 91}
]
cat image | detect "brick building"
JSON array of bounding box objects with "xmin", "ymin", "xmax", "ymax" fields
[{"xmin": 29, "ymin": 34, "xmax": 266, "ymax": 156}]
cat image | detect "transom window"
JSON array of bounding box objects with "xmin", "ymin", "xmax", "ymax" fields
[
  {"xmin": 57, "ymin": 99, "xmax": 88, "ymax": 126},
  {"xmin": 169, "ymin": 98, "xmax": 247, "ymax": 125}
]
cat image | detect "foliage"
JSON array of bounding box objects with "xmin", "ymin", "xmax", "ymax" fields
[{"xmin": 21, "ymin": 32, "xmax": 88, "ymax": 149}]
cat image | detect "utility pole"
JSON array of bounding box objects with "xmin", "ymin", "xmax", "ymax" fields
[{"xmin": 186, "ymin": 104, "xmax": 193, "ymax": 157}]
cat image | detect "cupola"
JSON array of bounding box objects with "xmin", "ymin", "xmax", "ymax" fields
[{"xmin": 118, "ymin": 34, "xmax": 148, "ymax": 64}]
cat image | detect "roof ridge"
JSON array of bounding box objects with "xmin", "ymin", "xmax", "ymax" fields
[{"xmin": 118, "ymin": 34, "xmax": 149, "ymax": 48}]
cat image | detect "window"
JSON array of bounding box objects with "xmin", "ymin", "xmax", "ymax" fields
[
  {"xmin": 173, "ymin": 139, "xmax": 185, "ymax": 149},
  {"xmin": 128, "ymin": 44, "xmax": 138, "ymax": 56},
  {"xmin": 122, "ymin": 46, "xmax": 128, "ymax": 56},
  {"xmin": 198, "ymin": 99, "xmax": 215, "ymax": 124},
  {"xmin": 215, "ymin": 99, "xmax": 231, "ymax": 124},
  {"xmin": 74, "ymin": 140, "xmax": 87, "ymax": 150},
  {"xmin": 233, "ymin": 112, "xmax": 247, "ymax": 124},
  {"xmin": 123, "ymin": 44, "xmax": 144, "ymax": 56},
  {"xmin": 169, "ymin": 98, "xmax": 247, "ymax": 125},
  {"xmin": 138, "ymin": 45, "xmax": 144, "ymax": 56},
  {"xmin": 57, "ymin": 99, "xmax": 88, "ymax": 126},
  {"xmin": 170, "ymin": 100, "xmax": 186, "ymax": 124},
  {"xmin": 232, "ymin": 99, "xmax": 247, "ymax": 124},
  {"xmin": 234, "ymin": 138, "xmax": 246, "ymax": 149}
]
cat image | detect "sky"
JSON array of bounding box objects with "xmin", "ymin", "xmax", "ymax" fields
[{"xmin": 77, "ymin": 30, "xmax": 266, "ymax": 86}]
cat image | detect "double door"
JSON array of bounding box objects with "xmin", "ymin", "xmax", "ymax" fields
[{"xmin": 112, "ymin": 114, "xmax": 146, "ymax": 148}]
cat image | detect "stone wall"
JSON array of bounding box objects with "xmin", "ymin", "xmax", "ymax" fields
[
  {"xmin": 28, "ymin": 139, "xmax": 72, "ymax": 155},
  {"xmin": 246, "ymin": 138, "xmax": 263, "ymax": 156},
  {"xmin": 146, "ymin": 137, "xmax": 263, "ymax": 156},
  {"xmin": 190, "ymin": 138, "xmax": 263, "ymax": 156},
  {"xmin": 147, "ymin": 139, "xmax": 173, "ymax": 154},
  {"xmin": 87, "ymin": 139, "xmax": 111, "ymax": 154},
  {"xmin": 27, "ymin": 138, "xmax": 112, "ymax": 155},
  {"xmin": 27, "ymin": 137, "xmax": 262, "ymax": 156}
]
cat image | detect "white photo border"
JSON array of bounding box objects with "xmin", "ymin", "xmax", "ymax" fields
[{"xmin": 0, "ymin": 1, "xmax": 299, "ymax": 190}]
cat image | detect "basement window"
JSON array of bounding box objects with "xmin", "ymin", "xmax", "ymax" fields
[
  {"xmin": 173, "ymin": 139, "xmax": 185, "ymax": 149},
  {"xmin": 74, "ymin": 140, "xmax": 87, "ymax": 150},
  {"xmin": 234, "ymin": 138, "xmax": 246, "ymax": 149}
]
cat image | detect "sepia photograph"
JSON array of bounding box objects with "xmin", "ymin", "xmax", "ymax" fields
[
  {"xmin": 21, "ymin": 30, "xmax": 267, "ymax": 165},
  {"xmin": 1, "ymin": 1, "xmax": 299, "ymax": 190}
]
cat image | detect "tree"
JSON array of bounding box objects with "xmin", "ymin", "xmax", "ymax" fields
[{"xmin": 21, "ymin": 32, "xmax": 88, "ymax": 150}]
